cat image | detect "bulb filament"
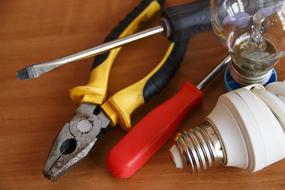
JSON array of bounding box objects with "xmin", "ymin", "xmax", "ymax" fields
[{"xmin": 250, "ymin": 13, "xmax": 267, "ymax": 50}]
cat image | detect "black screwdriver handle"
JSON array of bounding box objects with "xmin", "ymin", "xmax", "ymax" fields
[{"xmin": 162, "ymin": 0, "xmax": 211, "ymax": 42}]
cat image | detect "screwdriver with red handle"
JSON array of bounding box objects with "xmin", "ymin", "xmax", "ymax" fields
[{"xmin": 107, "ymin": 55, "xmax": 231, "ymax": 178}]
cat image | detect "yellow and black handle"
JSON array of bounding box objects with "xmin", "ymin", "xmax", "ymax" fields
[
  {"xmin": 70, "ymin": 0, "xmax": 165, "ymax": 104},
  {"xmin": 70, "ymin": 0, "xmax": 189, "ymax": 130},
  {"xmin": 102, "ymin": 41, "xmax": 188, "ymax": 130}
]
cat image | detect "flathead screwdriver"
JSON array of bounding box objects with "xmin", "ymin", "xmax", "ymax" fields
[
  {"xmin": 17, "ymin": 0, "xmax": 211, "ymax": 80},
  {"xmin": 107, "ymin": 55, "xmax": 231, "ymax": 178}
]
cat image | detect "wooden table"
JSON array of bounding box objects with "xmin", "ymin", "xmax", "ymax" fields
[{"xmin": 1, "ymin": 0, "xmax": 285, "ymax": 189}]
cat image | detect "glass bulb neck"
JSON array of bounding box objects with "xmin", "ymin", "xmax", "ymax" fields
[{"xmin": 228, "ymin": 12, "xmax": 279, "ymax": 86}]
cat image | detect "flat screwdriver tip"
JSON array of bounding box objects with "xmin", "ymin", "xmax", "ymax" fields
[
  {"xmin": 16, "ymin": 66, "xmax": 40, "ymax": 80},
  {"xmin": 16, "ymin": 68, "xmax": 31, "ymax": 80}
]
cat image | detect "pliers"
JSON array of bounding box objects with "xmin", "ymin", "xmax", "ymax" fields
[{"xmin": 44, "ymin": 0, "xmax": 189, "ymax": 180}]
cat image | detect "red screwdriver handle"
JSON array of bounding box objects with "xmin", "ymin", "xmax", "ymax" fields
[{"xmin": 107, "ymin": 81, "xmax": 203, "ymax": 178}]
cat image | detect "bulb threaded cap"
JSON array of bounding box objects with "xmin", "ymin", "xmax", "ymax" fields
[{"xmin": 170, "ymin": 122, "xmax": 225, "ymax": 173}]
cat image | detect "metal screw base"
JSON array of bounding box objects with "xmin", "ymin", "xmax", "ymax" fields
[
  {"xmin": 230, "ymin": 63, "xmax": 273, "ymax": 86},
  {"xmin": 173, "ymin": 122, "xmax": 225, "ymax": 173}
]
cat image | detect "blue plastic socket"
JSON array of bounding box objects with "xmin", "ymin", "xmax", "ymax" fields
[{"xmin": 224, "ymin": 65, "xmax": 278, "ymax": 91}]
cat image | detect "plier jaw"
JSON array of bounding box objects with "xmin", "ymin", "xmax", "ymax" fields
[{"xmin": 44, "ymin": 103, "xmax": 111, "ymax": 181}]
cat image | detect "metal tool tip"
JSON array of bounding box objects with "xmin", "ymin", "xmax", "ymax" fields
[
  {"xmin": 16, "ymin": 68, "xmax": 30, "ymax": 80},
  {"xmin": 43, "ymin": 171, "xmax": 57, "ymax": 181}
]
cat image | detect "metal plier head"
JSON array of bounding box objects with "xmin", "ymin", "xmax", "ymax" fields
[{"xmin": 44, "ymin": 103, "xmax": 110, "ymax": 180}]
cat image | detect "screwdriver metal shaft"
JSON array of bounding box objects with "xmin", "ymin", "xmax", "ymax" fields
[
  {"xmin": 16, "ymin": 26, "xmax": 164, "ymax": 80},
  {"xmin": 196, "ymin": 55, "xmax": 231, "ymax": 90},
  {"xmin": 17, "ymin": 0, "xmax": 212, "ymax": 80}
]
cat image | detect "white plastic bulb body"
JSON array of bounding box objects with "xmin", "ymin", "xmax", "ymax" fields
[
  {"xmin": 170, "ymin": 81, "xmax": 285, "ymax": 173},
  {"xmin": 210, "ymin": 0, "xmax": 285, "ymax": 85}
]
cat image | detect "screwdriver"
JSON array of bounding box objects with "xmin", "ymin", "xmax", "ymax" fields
[
  {"xmin": 17, "ymin": 0, "xmax": 211, "ymax": 80},
  {"xmin": 107, "ymin": 55, "xmax": 231, "ymax": 178}
]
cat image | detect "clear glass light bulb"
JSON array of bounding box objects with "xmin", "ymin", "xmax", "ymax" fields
[{"xmin": 211, "ymin": 0, "xmax": 285, "ymax": 85}]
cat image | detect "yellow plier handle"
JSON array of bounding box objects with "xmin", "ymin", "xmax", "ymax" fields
[
  {"xmin": 102, "ymin": 41, "xmax": 188, "ymax": 130},
  {"xmin": 70, "ymin": 0, "xmax": 165, "ymax": 104}
]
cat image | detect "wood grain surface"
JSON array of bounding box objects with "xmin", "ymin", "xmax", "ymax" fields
[{"xmin": 1, "ymin": 0, "xmax": 285, "ymax": 190}]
